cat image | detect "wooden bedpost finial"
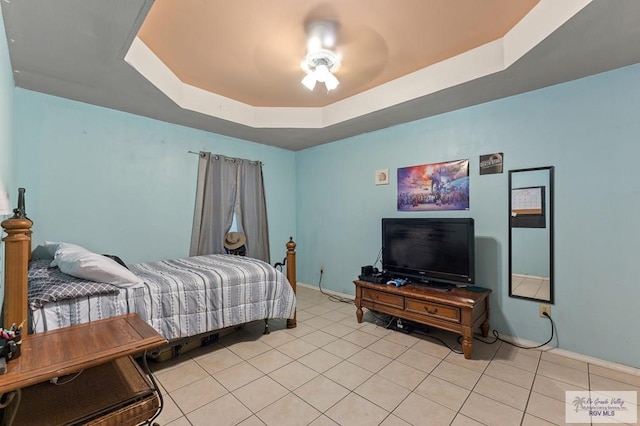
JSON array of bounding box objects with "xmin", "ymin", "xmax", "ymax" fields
[
  {"xmin": 12, "ymin": 187, "xmax": 28, "ymax": 219},
  {"xmin": 285, "ymin": 237, "xmax": 297, "ymax": 329}
]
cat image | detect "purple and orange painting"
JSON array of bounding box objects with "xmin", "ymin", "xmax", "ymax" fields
[{"xmin": 397, "ymin": 159, "xmax": 469, "ymax": 211}]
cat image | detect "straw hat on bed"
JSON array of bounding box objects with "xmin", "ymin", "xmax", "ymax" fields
[{"xmin": 224, "ymin": 232, "xmax": 246, "ymax": 250}]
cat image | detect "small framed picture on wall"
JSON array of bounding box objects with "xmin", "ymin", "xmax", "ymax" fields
[{"xmin": 375, "ymin": 169, "xmax": 389, "ymax": 185}]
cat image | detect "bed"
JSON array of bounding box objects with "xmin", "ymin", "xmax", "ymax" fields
[{"xmin": 1, "ymin": 216, "xmax": 298, "ymax": 343}]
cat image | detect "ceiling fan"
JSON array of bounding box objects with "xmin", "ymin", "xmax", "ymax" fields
[{"xmin": 300, "ymin": 20, "xmax": 341, "ymax": 92}]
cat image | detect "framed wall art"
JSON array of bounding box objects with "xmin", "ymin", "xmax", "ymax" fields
[
  {"xmin": 479, "ymin": 152, "xmax": 504, "ymax": 175},
  {"xmin": 375, "ymin": 169, "xmax": 389, "ymax": 185},
  {"xmin": 397, "ymin": 159, "xmax": 470, "ymax": 211}
]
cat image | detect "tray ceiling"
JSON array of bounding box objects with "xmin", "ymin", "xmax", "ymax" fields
[{"xmin": 3, "ymin": 0, "xmax": 640, "ymax": 150}]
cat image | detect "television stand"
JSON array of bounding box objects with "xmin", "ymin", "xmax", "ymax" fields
[{"xmin": 354, "ymin": 280, "xmax": 491, "ymax": 359}]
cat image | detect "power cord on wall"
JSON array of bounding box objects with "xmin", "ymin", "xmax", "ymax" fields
[
  {"xmin": 373, "ymin": 247, "xmax": 383, "ymax": 271},
  {"xmin": 467, "ymin": 311, "xmax": 556, "ymax": 350},
  {"xmin": 318, "ymin": 268, "xmax": 354, "ymax": 304}
]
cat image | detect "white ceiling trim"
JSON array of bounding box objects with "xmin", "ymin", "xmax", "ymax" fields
[
  {"xmin": 503, "ymin": 0, "xmax": 591, "ymax": 68},
  {"xmin": 124, "ymin": 0, "xmax": 591, "ymax": 130}
]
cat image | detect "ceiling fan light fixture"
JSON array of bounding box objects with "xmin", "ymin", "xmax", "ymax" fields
[
  {"xmin": 301, "ymin": 20, "xmax": 341, "ymax": 92},
  {"xmin": 301, "ymin": 73, "xmax": 317, "ymax": 91},
  {"xmin": 300, "ymin": 49, "xmax": 341, "ymax": 92},
  {"xmin": 324, "ymin": 73, "xmax": 339, "ymax": 91},
  {"xmin": 314, "ymin": 64, "xmax": 330, "ymax": 82}
]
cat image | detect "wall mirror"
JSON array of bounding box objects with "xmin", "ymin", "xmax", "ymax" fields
[{"xmin": 509, "ymin": 166, "xmax": 554, "ymax": 303}]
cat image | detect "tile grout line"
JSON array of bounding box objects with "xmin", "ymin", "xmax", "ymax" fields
[{"xmin": 519, "ymin": 345, "xmax": 548, "ymax": 426}]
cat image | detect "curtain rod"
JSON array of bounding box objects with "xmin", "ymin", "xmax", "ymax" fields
[{"xmin": 188, "ymin": 151, "xmax": 263, "ymax": 165}]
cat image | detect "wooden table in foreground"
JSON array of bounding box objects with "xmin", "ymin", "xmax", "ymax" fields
[
  {"xmin": 354, "ymin": 280, "xmax": 491, "ymax": 359},
  {"xmin": 0, "ymin": 314, "xmax": 167, "ymax": 425}
]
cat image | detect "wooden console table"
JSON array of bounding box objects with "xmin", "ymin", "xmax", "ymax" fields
[
  {"xmin": 354, "ymin": 280, "xmax": 490, "ymax": 359},
  {"xmin": 0, "ymin": 314, "xmax": 167, "ymax": 425}
]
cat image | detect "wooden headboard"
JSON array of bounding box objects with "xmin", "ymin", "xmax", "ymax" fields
[{"xmin": 1, "ymin": 217, "xmax": 297, "ymax": 331}]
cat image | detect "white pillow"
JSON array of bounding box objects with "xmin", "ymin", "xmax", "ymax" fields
[
  {"xmin": 55, "ymin": 250, "xmax": 143, "ymax": 288},
  {"xmin": 45, "ymin": 241, "xmax": 89, "ymax": 266}
]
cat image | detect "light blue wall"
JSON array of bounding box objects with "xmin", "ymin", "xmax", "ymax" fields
[
  {"xmin": 296, "ymin": 64, "xmax": 640, "ymax": 368},
  {"xmin": 0, "ymin": 6, "xmax": 15, "ymax": 309},
  {"xmin": 14, "ymin": 89, "xmax": 296, "ymax": 264}
]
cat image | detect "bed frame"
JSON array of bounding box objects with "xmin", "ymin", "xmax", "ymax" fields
[{"xmin": 1, "ymin": 216, "xmax": 297, "ymax": 333}]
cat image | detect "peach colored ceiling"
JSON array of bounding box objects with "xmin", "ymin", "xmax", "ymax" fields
[{"xmin": 138, "ymin": 0, "xmax": 539, "ymax": 108}]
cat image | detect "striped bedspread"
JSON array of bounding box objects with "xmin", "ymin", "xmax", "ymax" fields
[{"xmin": 30, "ymin": 254, "xmax": 296, "ymax": 340}]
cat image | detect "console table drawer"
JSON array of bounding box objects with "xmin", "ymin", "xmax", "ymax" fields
[
  {"xmin": 362, "ymin": 288, "xmax": 404, "ymax": 308},
  {"xmin": 406, "ymin": 298, "xmax": 461, "ymax": 323}
]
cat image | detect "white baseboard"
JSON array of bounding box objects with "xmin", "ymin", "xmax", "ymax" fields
[
  {"xmin": 295, "ymin": 283, "xmax": 640, "ymax": 375},
  {"xmin": 297, "ymin": 282, "xmax": 354, "ymax": 301},
  {"xmin": 544, "ymin": 348, "xmax": 640, "ymax": 376},
  {"xmin": 491, "ymin": 334, "xmax": 640, "ymax": 375}
]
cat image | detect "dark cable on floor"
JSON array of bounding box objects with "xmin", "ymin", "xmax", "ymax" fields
[
  {"xmin": 365, "ymin": 308, "xmax": 466, "ymax": 355},
  {"xmin": 318, "ymin": 269, "xmax": 354, "ymax": 304},
  {"xmin": 362, "ymin": 308, "xmax": 555, "ymax": 355},
  {"xmin": 369, "ymin": 311, "xmax": 396, "ymax": 329},
  {"xmin": 369, "ymin": 312, "xmax": 464, "ymax": 355},
  {"xmin": 463, "ymin": 311, "xmax": 556, "ymax": 350}
]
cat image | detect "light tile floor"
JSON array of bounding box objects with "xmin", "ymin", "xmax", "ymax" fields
[{"xmin": 151, "ymin": 286, "xmax": 640, "ymax": 426}]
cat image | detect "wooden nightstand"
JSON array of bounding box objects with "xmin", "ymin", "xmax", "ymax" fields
[{"xmin": 0, "ymin": 314, "xmax": 167, "ymax": 425}]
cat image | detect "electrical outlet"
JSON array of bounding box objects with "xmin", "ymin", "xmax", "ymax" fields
[
  {"xmin": 539, "ymin": 304, "xmax": 551, "ymax": 318},
  {"xmin": 320, "ymin": 265, "xmax": 324, "ymax": 273}
]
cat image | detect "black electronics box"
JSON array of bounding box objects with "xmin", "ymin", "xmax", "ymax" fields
[
  {"xmin": 359, "ymin": 265, "xmax": 388, "ymax": 284},
  {"xmin": 361, "ymin": 265, "xmax": 374, "ymax": 276},
  {"xmin": 358, "ymin": 273, "xmax": 388, "ymax": 284}
]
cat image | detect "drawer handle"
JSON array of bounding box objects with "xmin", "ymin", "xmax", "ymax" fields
[{"xmin": 425, "ymin": 307, "xmax": 438, "ymax": 315}]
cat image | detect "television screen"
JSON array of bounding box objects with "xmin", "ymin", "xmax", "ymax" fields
[{"xmin": 382, "ymin": 218, "xmax": 475, "ymax": 286}]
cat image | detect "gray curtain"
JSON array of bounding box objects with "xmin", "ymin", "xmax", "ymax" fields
[
  {"xmin": 190, "ymin": 153, "xmax": 270, "ymax": 263},
  {"xmin": 238, "ymin": 159, "xmax": 270, "ymax": 263}
]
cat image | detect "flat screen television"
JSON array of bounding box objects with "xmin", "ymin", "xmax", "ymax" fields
[{"xmin": 382, "ymin": 218, "xmax": 475, "ymax": 286}]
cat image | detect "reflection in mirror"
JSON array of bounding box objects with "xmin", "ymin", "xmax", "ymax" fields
[{"xmin": 509, "ymin": 166, "xmax": 554, "ymax": 303}]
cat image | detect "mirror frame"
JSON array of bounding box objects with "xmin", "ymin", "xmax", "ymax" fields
[{"xmin": 508, "ymin": 166, "xmax": 555, "ymax": 304}]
